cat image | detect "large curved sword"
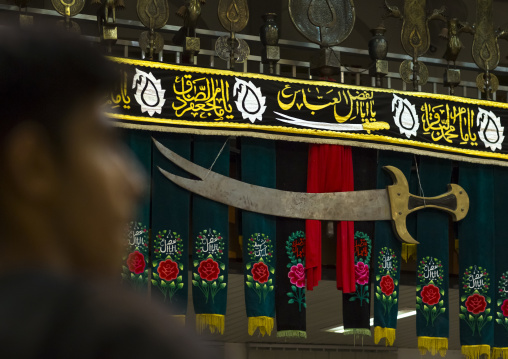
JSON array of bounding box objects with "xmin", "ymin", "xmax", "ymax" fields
[{"xmin": 154, "ymin": 139, "xmax": 470, "ymax": 244}]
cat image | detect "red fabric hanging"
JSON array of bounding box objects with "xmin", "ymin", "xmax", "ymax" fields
[{"xmin": 305, "ymin": 144, "xmax": 355, "ymax": 293}]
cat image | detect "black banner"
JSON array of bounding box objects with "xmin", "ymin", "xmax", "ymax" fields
[{"xmin": 107, "ymin": 57, "xmax": 508, "ymax": 166}]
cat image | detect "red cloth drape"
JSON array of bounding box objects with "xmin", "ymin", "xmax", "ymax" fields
[{"xmin": 305, "ymin": 144, "xmax": 355, "ymax": 293}]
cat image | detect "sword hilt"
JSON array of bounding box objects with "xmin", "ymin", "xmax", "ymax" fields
[{"xmin": 383, "ymin": 166, "xmax": 470, "ymax": 245}]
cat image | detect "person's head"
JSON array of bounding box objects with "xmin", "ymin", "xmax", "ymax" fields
[{"xmin": 0, "ymin": 27, "xmax": 144, "ymax": 277}]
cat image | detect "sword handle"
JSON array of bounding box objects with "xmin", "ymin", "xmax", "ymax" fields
[{"xmin": 384, "ymin": 166, "xmax": 470, "ymax": 245}]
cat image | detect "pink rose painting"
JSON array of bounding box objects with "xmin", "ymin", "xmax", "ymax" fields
[
  {"xmin": 288, "ymin": 263, "xmax": 305, "ymax": 288},
  {"xmin": 354, "ymin": 262, "xmax": 370, "ymax": 285}
]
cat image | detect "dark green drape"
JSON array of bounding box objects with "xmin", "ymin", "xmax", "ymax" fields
[
  {"xmin": 458, "ymin": 163, "xmax": 495, "ymax": 359},
  {"xmin": 122, "ymin": 129, "xmax": 151, "ymax": 291},
  {"xmin": 342, "ymin": 147, "xmax": 377, "ymax": 337},
  {"xmin": 151, "ymin": 133, "xmax": 191, "ymax": 316},
  {"xmin": 493, "ymin": 167, "xmax": 508, "ymax": 359},
  {"xmin": 415, "ymin": 157, "xmax": 451, "ymax": 356},
  {"xmin": 241, "ymin": 138, "xmax": 276, "ymax": 336},
  {"xmin": 275, "ymin": 141, "xmax": 308, "ymax": 338},
  {"xmin": 373, "ymin": 151, "xmax": 413, "ymax": 346},
  {"xmin": 191, "ymin": 136, "xmax": 230, "ymax": 334}
]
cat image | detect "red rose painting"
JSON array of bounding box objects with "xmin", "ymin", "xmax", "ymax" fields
[
  {"xmin": 198, "ymin": 258, "xmax": 220, "ymax": 281},
  {"xmin": 158, "ymin": 259, "xmax": 179, "ymax": 281},
  {"xmin": 502, "ymin": 299, "xmax": 508, "ymax": 317},
  {"xmin": 252, "ymin": 262, "xmax": 270, "ymax": 284},
  {"xmin": 465, "ymin": 293, "xmax": 487, "ymax": 314},
  {"xmin": 421, "ymin": 284, "xmax": 441, "ymax": 306},
  {"xmin": 127, "ymin": 250, "xmax": 146, "ymax": 274},
  {"xmin": 380, "ymin": 275, "xmax": 395, "ymax": 296}
]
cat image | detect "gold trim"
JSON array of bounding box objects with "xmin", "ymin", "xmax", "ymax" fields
[
  {"xmin": 109, "ymin": 56, "xmax": 508, "ymax": 109},
  {"xmin": 113, "ymin": 121, "xmax": 508, "ymax": 167},
  {"xmin": 107, "ymin": 112, "xmax": 508, "ymax": 163}
]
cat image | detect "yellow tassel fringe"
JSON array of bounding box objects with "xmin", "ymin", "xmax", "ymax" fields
[
  {"xmin": 462, "ymin": 345, "xmax": 491, "ymax": 359},
  {"xmin": 196, "ymin": 314, "xmax": 224, "ymax": 335},
  {"xmin": 493, "ymin": 348, "xmax": 508, "ymax": 359},
  {"xmin": 374, "ymin": 326, "xmax": 396, "ymax": 346},
  {"xmin": 277, "ymin": 330, "xmax": 307, "ymax": 338},
  {"xmin": 401, "ymin": 243, "xmax": 417, "ymax": 262},
  {"xmin": 418, "ymin": 336, "xmax": 448, "ymax": 357},
  {"xmin": 248, "ymin": 316, "xmax": 274, "ymax": 336},
  {"xmin": 172, "ymin": 315, "xmax": 185, "ymax": 326}
]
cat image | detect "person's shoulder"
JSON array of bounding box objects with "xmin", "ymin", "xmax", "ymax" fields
[{"xmin": 0, "ymin": 272, "xmax": 215, "ymax": 359}]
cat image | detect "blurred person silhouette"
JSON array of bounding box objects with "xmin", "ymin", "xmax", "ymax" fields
[{"xmin": 0, "ymin": 27, "xmax": 214, "ymax": 358}]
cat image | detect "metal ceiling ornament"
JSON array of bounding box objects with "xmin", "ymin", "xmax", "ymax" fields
[
  {"xmin": 288, "ymin": 0, "xmax": 355, "ymax": 77},
  {"xmin": 51, "ymin": 0, "xmax": 85, "ymax": 31},
  {"xmin": 457, "ymin": 0, "xmax": 508, "ymax": 100},
  {"xmin": 153, "ymin": 139, "xmax": 470, "ymax": 245},
  {"xmin": 173, "ymin": 0, "xmax": 207, "ymax": 64},
  {"xmin": 384, "ymin": 0, "xmax": 445, "ymax": 90},
  {"xmin": 440, "ymin": 18, "xmax": 468, "ymax": 95},
  {"xmin": 215, "ymin": 0, "xmax": 250, "ymax": 70},
  {"xmin": 93, "ymin": 0, "xmax": 125, "ymax": 46},
  {"xmin": 136, "ymin": 0, "xmax": 170, "ymax": 61},
  {"xmin": 288, "ymin": 0, "xmax": 355, "ymax": 47}
]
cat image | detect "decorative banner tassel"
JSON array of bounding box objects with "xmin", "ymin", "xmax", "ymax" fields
[
  {"xmin": 122, "ymin": 129, "xmax": 151, "ymax": 291},
  {"xmin": 248, "ymin": 316, "xmax": 274, "ymax": 336},
  {"xmin": 342, "ymin": 148, "xmax": 376, "ymax": 339},
  {"xmin": 151, "ymin": 133, "xmax": 190, "ymax": 314},
  {"xmin": 275, "ymin": 142, "xmax": 308, "ymax": 339},
  {"xmin": 493, "ymin": 348, "xmax": 508, "ymax": 359},
  {"xmin": 192, "ymin": 136, "xmax": 230, "ymax": 335},
  {"xmin": 241, "ymin": 138, "xmax": 276, "ymax": 337},
  {"xmin": 196, "ymin": 314, "xmax": 225, "ymax": 335},
  {"xmin": 415, "ymin": 158, "xmax": 451, "ymax": 357},
  {"xmin": 277, "ymin": 330, "xmax": 307, "ymax": 339},
  {"xmin": 458, "ymin": 164, "xmax": 495, "ymax": 358},
  {"xmin": 461, "ymin": 345, "xmax": 491, "ymax": 359},
  {"xmin": 401, "ymin": 243, "xmax": 417, "ymax": 262},
  {"xmin": 418, "ymin": 337, "xmax": 448, "ymax": 357},
  {"xmin": 344, "ymin": 328, "xmax": 372, "ymax": 337},
  {"xmin": 373, "ymin": 152, "xmax": 413, "ymax": 348},
  {"xmin": 493, "ymin": 168, "xmax": 508, "ymax": 359},
  {"xmin": 374, "ymin": 326, "xmax": 396, "ymax": 346}
]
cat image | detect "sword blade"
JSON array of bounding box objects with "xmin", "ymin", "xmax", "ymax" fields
[{"xmin": 154, "ymin": 139, "xmax": 392, "ymax": 221}]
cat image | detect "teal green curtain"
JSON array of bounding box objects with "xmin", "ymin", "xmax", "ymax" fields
[
  {"xmin": 373, "ymin": 151, "xmax": 413, "ymax": 346},
  {"xmin": 415, "ymin": 157, "xmax": 451, "ymax": 356},
  {"xmin": 191, "ymin": 136, "xmax": 230, "ymax": 334},
  {"xmin": 241, "ymin": 138, "xmax": 276, "ymax": 336},
  {"xmin": 493, "ymin": 167, "xmax": 508, "ymax": 359},
  {"xmin": 151, "ymin": 133, "xmax": 191, "ymax": 319},
  {"xmin": 458, "ymin": 163, "xmax": 495, "ymax": 359},
  {"xmin": 122, "ymin": 130, "xmax": 151, "ymax": 291}
]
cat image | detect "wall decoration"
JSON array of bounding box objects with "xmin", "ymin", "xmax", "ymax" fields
[
  {"xmin": 373, "ymin": 152, "xmax": 413, "ymax": 346},
  {"xmin": 494, "ymin": 167, "xmax": 508, "ymax": 359},
  {"xmin": 191, "ymin": 136, "xmax": 230, "ymax": 334},
  {"xmin": 275, "ymin": 141, "xmax": 308, "ymax": 339},
  {"xmin": 458, "ymin": 163, "xmax": 495, "ymax": 359},
  {"xmin": 108, "ymin": 58, "xmax": 508, "ymax": 167},
  {"xmin": 415, "ymin": 157, "xmax": 451, "ymax": 357},
  {"xmin": 241, "ymin": 138, "xmax": 276, "ymax": 336}
]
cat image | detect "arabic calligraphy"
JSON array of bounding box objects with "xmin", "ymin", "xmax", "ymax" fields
[
  {"xmin": 109, "ymin": 70, "xmax": 131, "ymax": 109},
  {"xmin": 172, "ymin": 74, "xmax": 234, "ymax": 121},
  {"xmin": 277, "ymin": 85, "xmax": 377, "ymax": 124},
  {"xmin": 421, "ymin": 103, "xmax": 477, "ymax": 146}
]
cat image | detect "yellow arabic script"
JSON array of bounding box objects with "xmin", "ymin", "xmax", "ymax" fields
[
  {"xmin": 277, "ymin": 85, "xmax": 377, "ymax": 124},
  {"xmin": 172, "ymin": 75, "xmax": 233, "ymax": 121},
  {"xmin": 421, "ymin": 103, "xmax": 477, "ymax": 145}
]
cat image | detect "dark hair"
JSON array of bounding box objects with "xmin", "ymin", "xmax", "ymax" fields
[{"xmin": 0, "ymin": 26, "xmax": 116, "ymax": 146}]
